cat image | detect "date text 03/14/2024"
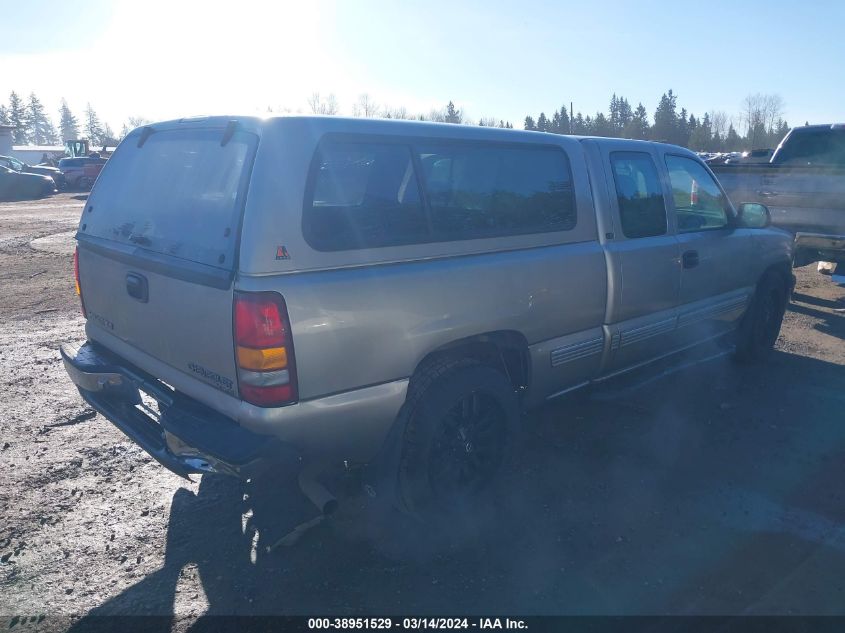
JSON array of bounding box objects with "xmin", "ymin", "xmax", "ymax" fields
[{"xmin": 307, "ymin": 618, "xmax": 528, "ymax": 630}]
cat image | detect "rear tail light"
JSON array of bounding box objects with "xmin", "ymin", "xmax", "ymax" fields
[
  {"xmin": 233, "ymin": 292, "xmax": 297, "ymax": 407},
  {"xmin": 73, "ymin": 246, "xmax": 86, "ymax": 317}
]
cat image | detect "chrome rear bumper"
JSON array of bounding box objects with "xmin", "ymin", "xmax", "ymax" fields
[{"xmin": 61, "ymin": 341, "xmax": 300, "ymax": 480}]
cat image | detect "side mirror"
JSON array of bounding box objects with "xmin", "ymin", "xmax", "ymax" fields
[{"xmin": 736, "ymin": 202, "xmax": 770, "ymax": 229}]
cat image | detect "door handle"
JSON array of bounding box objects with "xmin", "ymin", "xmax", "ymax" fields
[
  {"xmin": 757, "ymin": 190, "xmax": 779, "ymax": 198},
  {"xmin": 682, "ymin": 250, "xmax": 699, "ymax": 269},
  {"xmin": 126, "ymin": 272, "xmax": 149, "ymax": 303}
]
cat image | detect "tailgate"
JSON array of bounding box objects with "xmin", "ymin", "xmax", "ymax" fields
[
  {"xmin": 77, "ymin": 244, "xmax": 239, "ymax": 397},
  {"xmin": 75, "ymin": 122, "xmax": 258, "ymax": 399},
  {"xmin": 758, "ymin": 167, "xmax": 845, "ymax": 234}
]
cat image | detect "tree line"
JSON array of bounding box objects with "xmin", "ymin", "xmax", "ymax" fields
[
  {"xmin": 522, "ymin": 91, "xmax": 790, "ymax": 152},
  {"xmin": 287, "ymin": 90, "xmax": 791, "ymax": 152},
  {"xmin": 0, "ymin": 92, "xmax": 150, "ymax": 147},
  {"xmin": 1, "ymin": 88, "xmax": 789, "ymax": 152},
  {"xmin": 301, "ymin": 92, "xmax": 515, "ymax": 128}
]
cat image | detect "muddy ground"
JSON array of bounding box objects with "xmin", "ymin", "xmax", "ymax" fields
[{"xmin": 1, "ymin": 193, "xmax": 844, "ymax": 629}]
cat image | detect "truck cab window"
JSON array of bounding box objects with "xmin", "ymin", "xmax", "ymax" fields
[
  {"xmin": 665, "ymin": 155, "xmax": 730, "ymax": 232},
  {"xmin": 776, "ymin": 128, "xmax": 845, "ymax": 166},
  {"xmin": 610, "ymin": 152, "xmax": 667, "ymax": 238}
]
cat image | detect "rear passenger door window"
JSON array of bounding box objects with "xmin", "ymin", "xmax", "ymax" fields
[
  {"xmin": 305, "ymin": 142, "xmax": 427, "ymax": 250},
  {"xmin": 416, "ymin": 144, "xmax": 576, "ymax": 240},
  {"xmin": 610, "ymin": 152, "xmax": 667, "ymax": 238},
  {"xmin": 664, "ymin": 155, "xmax": 730, "ymax": 232}
]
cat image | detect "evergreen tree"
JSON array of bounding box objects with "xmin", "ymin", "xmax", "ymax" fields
[
  {"xmin": 84, "ymin": 103, "xmax": 104, "ymax": 144},
  {"xmin": 551, "ymin": 110, "xmax": 562, "ymax": 134},
  {"xmin": 623, "ymin": 103, "xmax": 650, "ymax": 139},
  {"xmin": 0, "ymin": 105, "xmax": 9, "ymax": 126},
  {"xmin": 688, "ymin": 113, "xmax": 698, "ymax": 131},
  {"xmin": 444, "ymin": 101, "xmax": 462, "ymax": 124},
  {"xmin": 25, "ymin": 93, "xmax": 56, "ymax": 145},
  {"xmin": 711, "ymin": 131, "xmax": 723, "ymax": 152},
  {"xmin": 571, "ymin": 112, "xmax": 587, "ymax": 135},
  {"xmin": 677, "ymin": 107, "xmax": 690, "ymax": 146},
  {"xmin": 102, "ymin": 123, "xmax": 116, "ymax": 146},
  {"xmin": 59, "ymin": 99, "xmax": 79, "ymax": 141},
  {"xmin": 651, "ymin": 90, "xmax": 678, "ymax": 143},
  {"xmin": 592, "ymin": 112, "xmax": 612, "ymax": 137},
  {"xmin": 609, "ymin": 94, "xmax": 620, "ymax": 131},
  {"xmin": 536, "ymin": 112, "xmax": 549, "ymax": 132},
  {"xmin": 8, "ymin": 92, "xmax": 28, "ymax": 144},
  {"xmin": 688, "ymin": 113, "xmax": 713, "ymax": 150},
  {"xmin": 524, "ymin": 115, "xmax": 536, "ymax": 131},
  {"xmin": 618, "ymin": 97, "xmax": 633, "ymax": 130},
  {"xmin": 557, "ymin": 105, "xmax": 570, "ymax": 134},
  {"xmin": 44, "ymin": 119, "xmax": 59, "ymax": 145},
  {"xmin": 775, "ymin": 119, "xmax": 790, "ymax": 144},
  {"xmin": 725, "ymin": 124, "xmax": 741, "ymax": 151}
]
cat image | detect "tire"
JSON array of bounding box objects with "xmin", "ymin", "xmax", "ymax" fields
[
  {"xmin": 734, "ymin": 271, "xmax": 788, "ymax": 363},
  {"xmin": 396, "ymin": 358, "xmax": 519, "ymax": 521}
]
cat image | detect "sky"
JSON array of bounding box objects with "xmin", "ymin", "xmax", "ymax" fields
[{"xmin": 1, "ymin": 0, "xmax": 843, "ymax": 133}]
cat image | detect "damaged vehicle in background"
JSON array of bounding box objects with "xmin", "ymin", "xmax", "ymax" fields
[
  {"xmin": 61, "ymin": 116, "xmax": 793, "ymax": 527},
  {"xmin": 0, "ymin": 164, "xmax": 56, "ymax": 201}
]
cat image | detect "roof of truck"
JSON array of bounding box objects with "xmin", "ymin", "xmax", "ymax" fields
[
  {"xmin": 132, "ymin": 115, "xmax": 689, "ymax": 154},
  {"xmin": 794, "ymin": 123, "xmax": 845, "ymax": 131}
]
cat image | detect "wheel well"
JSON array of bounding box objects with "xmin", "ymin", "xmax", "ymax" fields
[
  {"xmin": 762, "ymin": 262, "xmax": 794, "ymax": 295},
  {"xmin": 412, "ymin": 331, "xmax": 530, "ymax": 395}
]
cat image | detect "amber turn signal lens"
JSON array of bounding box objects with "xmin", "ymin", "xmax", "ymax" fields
[{"xmin": 236, "ymin": 345, "xmax": 287, "ymax": 371}]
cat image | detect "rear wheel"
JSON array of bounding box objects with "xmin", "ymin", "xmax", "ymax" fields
[
  {"xmin": 397, "ymin": 358, "xmax": 518, "ymax": 520},
  {"xmin": 734, "ymin": 271, "xmax": 788, "ymax": 362}
]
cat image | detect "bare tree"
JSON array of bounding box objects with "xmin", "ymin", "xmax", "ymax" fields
[
  {"xmin": 740, "ymin": 92, "xmax": 784, "ymax": 148},
  {"xmin": 710, "ymin": 110, "xmax": 729, "ymax": 140},
  {"xmin": 763, "ymin": 94, "xmax": 785, "ymax": 133},
  {"xmin": 383, "ymin": 106, "xmax": 412, "ymax": 120},
  {"xmin": 478, "ymin": 116, "xmax": 499, "ymax": 127},
  {"xmin": 740, "ymin": 93, "xmax": 764, "ymax": 139},
  {"xmin": 421, "ymin": 107, "xmax": 446, "ymax": 123},
  {"xmin": 307, "ymin": 92, "xmax": 339, "ymax": 115},
  {"xmin": 352, "ymin": 93, "xmax": 379, "ymax": 118},
  {"xmin": 306, "ymin": 92, "xmax": 322, "ymax": 114},
  {"xmin": 120, "ymin": 116, "xmax": 152, "ymax": 139}
]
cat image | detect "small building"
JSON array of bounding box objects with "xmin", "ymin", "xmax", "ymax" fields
[
  {"xmin": 0, "ymin": 125, "xmax": 66, "ymax": 164},
  {"xmin": 11, "ymin": 144, "xmax": 67, "ymax": 164},
  {"xmin": 0, "ymin": 125, "xmax": 14, "ymax": 156}
]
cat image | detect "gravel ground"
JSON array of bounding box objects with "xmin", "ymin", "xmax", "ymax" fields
[{"xmin": 1, "ymin": 193, "xmax": 844, "ymax": 628}]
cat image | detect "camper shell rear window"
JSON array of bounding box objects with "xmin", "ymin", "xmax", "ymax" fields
[{"xmin": 83, "ymin": 127, "xmax": 257, "ymax": 270}]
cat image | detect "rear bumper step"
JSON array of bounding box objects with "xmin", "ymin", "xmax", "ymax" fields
[{"xmin": 61, "ymin": 341, "xmax": 301, "ymax": 480}]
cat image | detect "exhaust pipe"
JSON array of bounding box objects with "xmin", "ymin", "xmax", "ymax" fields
[
  {"xmin": 298, "ymin": 463, "xmax": 338, "ymax": 516},
  {"xmin": 264, "ymin": 463, "xmax": 339, "ymax": 552}
]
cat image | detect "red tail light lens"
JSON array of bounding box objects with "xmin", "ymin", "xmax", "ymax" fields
[
  {"xmin": 235, "ymin": 295, "xmax": 286, "ymax": 348},
  {"xmin": 73, "ymin": 246, "xmax": 86, "ymax": 317},
  {"xmin": 234, "ymin": 292, "xmax": 297, "ymax": 407}
]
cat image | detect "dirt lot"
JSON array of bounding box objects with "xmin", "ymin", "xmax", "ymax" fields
[{"xmin": 1, "ymin": 193, "xmax": 844, "ymax": 628}]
